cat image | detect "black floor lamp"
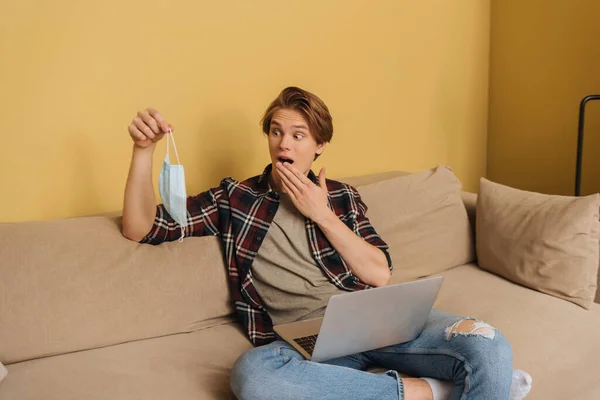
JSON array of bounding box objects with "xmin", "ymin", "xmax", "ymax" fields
[{"xmin": 575, "ymin": 94, "xmax": 600, "ymax": 196}]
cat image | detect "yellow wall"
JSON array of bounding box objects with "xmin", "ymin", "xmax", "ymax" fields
[
  {"xmin": 0, "ymin": 0, "xmax": 491, "ymax": 222},
  {"xmin": 488, "ymin": 0, "xmax": 600, "ymax": 196}
]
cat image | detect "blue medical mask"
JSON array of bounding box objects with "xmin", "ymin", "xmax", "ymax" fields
[{"xmin": 158, "ymin": 130, "xmax": 188, "ymax": 241}]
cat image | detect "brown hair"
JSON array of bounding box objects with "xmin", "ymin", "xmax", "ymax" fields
[{"xmin": 261, "ymin": 87, "xmax": 333, "ymax": 160}]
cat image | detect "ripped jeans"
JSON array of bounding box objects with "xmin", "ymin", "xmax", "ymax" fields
[{"xmin": 230, "ymin": 309, "xmax": 513, "ymax": 400}]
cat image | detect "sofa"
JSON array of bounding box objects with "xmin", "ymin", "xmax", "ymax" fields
[{"xmin": 1, "ymin": 167, "xmax": 600, "ymax": 400}]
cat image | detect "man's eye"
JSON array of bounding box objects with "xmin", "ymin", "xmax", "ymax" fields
[
  {"xmin": 272, "ymin": 130, "xmax": 280, "ymax": 135},
  {"xmin": 294, "ymin": 134, "xmax": 303, "ymax": 140}
]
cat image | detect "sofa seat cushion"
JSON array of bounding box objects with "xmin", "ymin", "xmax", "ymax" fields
[
  {"xmin": 1, "ymin": 322, "xmax": 253, "ymax": 400},
  {"xmin": 433, "ymin": 263, "xmax": 600, "ymax": 400},
  {"xmin": 4, "ymin": 265, "xmax": 600, "ymax": 400}
]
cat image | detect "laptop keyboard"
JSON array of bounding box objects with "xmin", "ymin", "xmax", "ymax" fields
[{"xmin": 293, "ymin": 334, "xmax": 318, "ymax": 356}]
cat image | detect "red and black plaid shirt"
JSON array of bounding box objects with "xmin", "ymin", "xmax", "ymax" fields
[{"xmin": 140, "ymin": 164, "xmax": 393, "ymax": 346}]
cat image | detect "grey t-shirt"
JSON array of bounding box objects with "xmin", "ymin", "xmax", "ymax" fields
[{"xmin": 252, "ymin": 192, "xmax": 346, "ymax": 326}]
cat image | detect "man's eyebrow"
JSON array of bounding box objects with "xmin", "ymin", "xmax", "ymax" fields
[{"xmin": 270, "ymin": 120, "xmax": 309, "ymax": 130}]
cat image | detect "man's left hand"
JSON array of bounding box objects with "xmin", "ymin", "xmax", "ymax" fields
[{"xmin": 275, "ymin": 161, "xmax": 332, "ymax": 224}]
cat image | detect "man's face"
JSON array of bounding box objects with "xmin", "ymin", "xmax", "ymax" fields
[{"xmin": 268, "ymin": 108, "xmax": 326, "ymax": 191}]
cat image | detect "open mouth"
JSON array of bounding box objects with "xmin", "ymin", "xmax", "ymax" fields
[{"xmin": 278, "ymin": 157, "xmax": 294, "ymax": 164}]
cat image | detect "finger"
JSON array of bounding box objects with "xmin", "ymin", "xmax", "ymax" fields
[
  {"xmin": 152, "ymin": 132, "xmax": 165, "ymax": 143},
  {"xmin": 280, "ymin": 175, "xmax": 297, "ymax": 200},
  {"xmin": 287, "ymin": 164, "xmax": 314, "ymax": 186},
  {"xmin": 133, "ymin": 116, "xmax": 156, "ymax": 139},
  {"xmin": 137, "ymin": 110, "xmax": 160, "ymax": 134},
  {"xmin": 277, "ymin": 162, "xmax": 305, "ymax": 190},
  {"xmin": 318, "ymin": 167, "xmax": 327, "ymax": 189},
  {"xmin": 278, "ymin": 169, "xmax": 300, "ymax": 197},
  {"xmin": 147, "ymin": 108, "xmax": 171, "ymax": 133},
  {"xmin": 128, "ymin": 123, "xmax": 146, "ymax": 141}
]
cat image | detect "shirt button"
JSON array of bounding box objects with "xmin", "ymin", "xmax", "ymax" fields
[{"xmin": 257, "ymin": 236, "xmax": 262, "ymax": 242}]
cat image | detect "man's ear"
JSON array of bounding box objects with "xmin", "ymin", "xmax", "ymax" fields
[{"xmin": 316, "ymin": 142, "xmax": 326, "ymax": 155}]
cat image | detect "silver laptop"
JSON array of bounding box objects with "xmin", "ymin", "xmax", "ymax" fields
[{"xmin": 273, "ymin": 275, "xmax": 443, "ymax": 362}]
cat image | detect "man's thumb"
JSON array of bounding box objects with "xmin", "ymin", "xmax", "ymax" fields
[{"xmin": 319, "ymin": 167, "xmax": 327, "ymax": 188}]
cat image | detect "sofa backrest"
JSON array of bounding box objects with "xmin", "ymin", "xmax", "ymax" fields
[
  {"xmin": 0, "ymin": 168, "xmax": 479, "ymax": 364},
  {"xmin": 0, "ymin": 216, "xmax": 233, "ymax": 364}
]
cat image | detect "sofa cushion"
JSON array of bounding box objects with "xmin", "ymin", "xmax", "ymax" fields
[
  {"xmin": 347, "ymin": 166, "xmax": 475, "ymax": 282},
  {"xmin": 476, "ymin": 178, "xmax": 600, "ymax": 309},
  {"xmin": 0, "ymin": 216, "xmax": 234, "ymax": 364},
  {"xmin": 0, "ymin": 322, "xmax": 252, "ymax": 400},
  {"xmin": 433, "ymin": 263, "xmax": 600, "ymax": 400},
  {"xmin": 0, "ymin": 361, "xmax": 6, "ymax": 384},
  {"xmin": 4, "ymin": 264, "xmax": 600, "ymax": 400}
]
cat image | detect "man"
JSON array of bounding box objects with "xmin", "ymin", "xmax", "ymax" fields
[{"xmin": 122, "ymin": 87, "xmax": 531, "ymax": 399}]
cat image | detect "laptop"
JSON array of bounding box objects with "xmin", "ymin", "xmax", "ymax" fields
[{"xmin": 273, "ymin": 275, "xmax": 443, "ymax": 362}]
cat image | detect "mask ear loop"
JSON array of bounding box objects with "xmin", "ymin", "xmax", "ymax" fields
[
  {"xmin": 167, "ymin": 128, "xmax": 182, "ymax": 165},
  {"xmin": 166, "ymin": 128, "xmax": 170, "ymax": 162},
  {"xmin": 167, "ymin": 129, "xmax": 186, "ymax": 242}
]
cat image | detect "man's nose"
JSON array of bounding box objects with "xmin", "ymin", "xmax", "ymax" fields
[{"xmin": 279, "ymin": 134, "xmax": 293, "ymax": 150}]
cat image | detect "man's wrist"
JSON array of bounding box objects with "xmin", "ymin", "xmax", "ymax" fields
[
  {"xmin": 313, "ymin": 208, "xmax": 337, "ymax": 229},
  {"xmin": 133, "ymin": 143, "xmax": 155, "ymax": 157}
]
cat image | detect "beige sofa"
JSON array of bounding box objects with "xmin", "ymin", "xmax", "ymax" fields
[{"xmin": 1, "ymin": 169, "xmax": 600, "ymax": 400}]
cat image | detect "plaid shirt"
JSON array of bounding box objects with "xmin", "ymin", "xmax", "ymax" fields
[{"xmin": 140, "ymin": 164, "xmax": 392, "ymax": 346}]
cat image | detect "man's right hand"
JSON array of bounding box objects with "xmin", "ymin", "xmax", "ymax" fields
[{"xmin": 128, "ymin": 108, "xmax": 173, "ymax": 149}]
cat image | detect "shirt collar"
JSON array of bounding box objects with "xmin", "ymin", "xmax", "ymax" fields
[{"xmin": 257, "ymin": 163, "xmax": 319, "ymax": 193}]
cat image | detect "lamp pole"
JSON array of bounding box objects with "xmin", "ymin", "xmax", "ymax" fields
[{"xmin": 575, "ymin": 95, "xmax": 600, "ymax": 196}]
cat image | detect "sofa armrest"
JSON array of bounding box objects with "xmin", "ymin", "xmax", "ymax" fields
[{"xmin": 461, "ymin": 191, "xmax": 477, "ymax": 237}]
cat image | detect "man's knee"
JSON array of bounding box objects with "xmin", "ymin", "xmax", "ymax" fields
[
  {"xmin": 231, "ymin": 346, "xmax": 268, "ymax": 398},
  {"xmin": 445, "ymin": 319, "xmax": 497, "ymax": 340},
  {"xmin": 444, "ymin": 318, "xmax": 513, "ymax": 368},
  {"xmin": 230, "ymin": 342, "xmax": 288, "ymax": 399}
]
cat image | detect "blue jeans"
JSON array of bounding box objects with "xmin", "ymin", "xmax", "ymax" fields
[{"xmin": 230, "ymin": 309, "xmax": 513, "ymax": 399}]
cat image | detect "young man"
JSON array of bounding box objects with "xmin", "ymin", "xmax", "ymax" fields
[{"xmin": 122, "ymin": 87, "xmax": 531, "ymax": 400}]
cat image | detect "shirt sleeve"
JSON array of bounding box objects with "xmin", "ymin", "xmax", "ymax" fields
[
  {"xmin": 139, "ymin": 186, "xmax": 223, "ymax": 245},
  {"xmin": 348, "ymin": 185, "xmax": 393, "ymax": 271}
]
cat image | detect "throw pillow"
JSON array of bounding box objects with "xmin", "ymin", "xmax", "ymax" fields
[
  {"xmin": 355, "ymin": 166, "xmax": 475, "ymax": 284},
  {"xmin": 476, "ymin": 178, "xmax": 600, "ymax": 309}
]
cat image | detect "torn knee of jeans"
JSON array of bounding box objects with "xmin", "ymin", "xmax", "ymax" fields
[{"xmin": 444, "ymin": 318, "xmax": 496, "ymax": 340}]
